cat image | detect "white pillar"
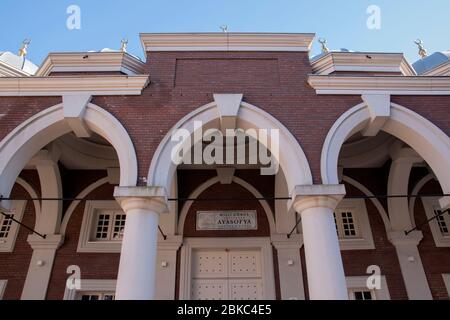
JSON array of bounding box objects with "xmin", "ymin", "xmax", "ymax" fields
[
  {"xmin": 271, "ymin": 234, "xmax": 305, "ymax": 300},
  {"xmin": 388, "ymin": 231, "xmax": 432, "ymax": 300},
  {"xmin": 21, "ymin": 234, "xmax": 63, "ymax": 299},
  {"xmin": 114, "ymin": 186, "xmax": 168, "ymax": 300},
  {"xmin": 291, "ymin": 184, "xmax": 348, "ymax": 300}
]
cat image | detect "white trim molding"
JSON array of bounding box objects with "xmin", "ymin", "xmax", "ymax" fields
[
  {"xmin": 148, "ymin": 99, "xmax": 312, "ymax": 197},
  {"xmin": 321, "ymin": 102, "xmax": 450, "ymax": 198},
  {"xmin": 179, "ymin": 237, "xmax": 276, "ymax": 300},
  {"xmin": 335, "ymin": 198, "xmax": 375, "ymax": 250},
  {"xmin": 37, "ymin": 52, "xmax": 145, "ymax": 76},
  {"xmin": 346, "ymin": 276, "xmax": 390, "ymax": 300},
  {"xmin": 0, "ymin": 103, "xmax": 138, "ymax": 212},
  {"xmin": 61, "ymin": 177, "xmax": 109, "ymax": 236},
  {"xmin": 421, "ymin": 197, "xmax": 450, "ymax": 247},
  {"xmin": 308, "ymin": 75, "xmax": 450, "ymax": 95},
  {"xmin": 0, "ymin": 75, "xmax": 149, "ymax": 96},
  {"xmin": 63, "ymin": 279, "xmax": 116, "ymax": 300},
  {"xmin": 311, "ymin": 52, "xmax": 415, "ymax": 76},
  {"xmin": 0, "ymin": 200, "xmax": 26, "ymax": 252},
  {"xmin": 77, "ymin": 200, "xmax": 124, "ymax": 253},
  {"xmin": 0, "ymin": 280, "xmax": 7, "ymax": 299},
  {"xmin": 140, "ymin": 33, "xmax": 315, "ymax": 54},
  {"xmin": 443, "ymin": 274, "xmax": 450, "ymax": 297}
]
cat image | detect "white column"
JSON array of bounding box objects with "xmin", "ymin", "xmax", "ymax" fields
[
  {"xmin": 291, "ymin": 184, "xmax": 348, "ymax": 300},
  {"xmin": 388, "ymin": 231, "xmax": 432, "ymax": 300},
  {"xmin": 114, "ymin": 186, "xmax": 168, "ymax": 300},
  {"xmin": 271, "ymin": 234, "xmax": 305, "ymax": 300},
  {"xmin": 21, "ymin": 234, "xmax": 63, "ymax": 299}
]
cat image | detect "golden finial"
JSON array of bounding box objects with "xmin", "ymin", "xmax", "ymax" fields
[
  {"xmin": 220, "ymin": 25, "xmax": 228, "ymax": 33},
  {"xmin": 18, "ymin": 39, "xmax": 31, "ymax": 57},
  {"xmin": 318, "ymin": 38, "xmax": 329, "ymax": 54},
  {"xmin": 414, "ymin": 39, "xmax": 428, "ymax": 59},
  {"xmin": 120, "ymin": 38, "xmax": 128, "ymax": 52}
]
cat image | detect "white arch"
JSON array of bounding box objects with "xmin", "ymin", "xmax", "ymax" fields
[
  {"xmin": 409, "ymin": 173, "xmax": 435, "ymax": 228},
  {"xmin": 60, "ymin": 177, "xmax": 109, "ymax": 236},
  {"xmin": 177, "ymin": 176, "xmax": 276, "ymax": 235},
  {"xmin": 0, "ymin": 103, "xmax": 137, "ymax": 204},
  {"xmin": 148, "ymin": 100, "xmax": 312, "ymax": 195},
  {"xmin": 321, "ymin": 102, "xmax": 450, "ymax": 195},
  {"xmin": 342, "ymin": 175, "xmax": 391, "ymax": 232},
  {"xmin": 15, "ymin": 177, "xmax": 41, "ymax": 227}
]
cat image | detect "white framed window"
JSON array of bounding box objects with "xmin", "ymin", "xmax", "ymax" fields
[
  {"xmin": 421, "ymin": 197, "xmax": 450, "ymax": 247},
  {"xmin": 334, "ymin": 199, "xmax": 375, "ymax": 250},
  {"xmin": 77, "ymin": 200, "xmax": 125, "ymax": 253},
  {"xmin": 346, "ymin": 276, "xmax": 390, "ymax": 300},
  {"xmin": 63, "ymin": 279, "xmax": 116, "ymax": 300},
  {"xmin": 443, "ymin": 274, "xmax": 450, "ymax": 298},
  {"xmin": 0, "ymin": 280, "xmax": 7, "ymax": 299},
  {"xmin": 0, "ymin": 200, "xmax": 26, "ymax": 252}
]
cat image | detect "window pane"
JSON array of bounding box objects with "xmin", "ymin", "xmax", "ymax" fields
[
  {"xmin": 95, "ymin": 213, "xmax": 111, "ymax": 240},
  {"xmin": 435, "ymin": 210, "xmax": 449, "ymax": 235},
  {"xmin": 341, "ymin": 211, "xmax": 357, "ymax": 237},
  {"xmin": 0, "ymin": 214, "xmax": 13, "ymax": 238},
  {"xmin": 112, "ymin": 214, "xmax": 126, "ymax": 240}
]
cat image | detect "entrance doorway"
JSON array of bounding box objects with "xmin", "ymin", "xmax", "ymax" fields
[
  {"xmin": 179, "ymin": 238, "xmax": 276, "ymax": 300},
  {"xmin": 191, "ymin": 248, "xmax": 263, "ymax": 300}
]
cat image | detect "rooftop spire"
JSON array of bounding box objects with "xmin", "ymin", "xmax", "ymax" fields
[
  {"xmin": 414, "ymin": 39, "xmax": 428, "ymax": 59},
  {"xmin": 318, "ymin": 38, "xmax": 329, "ymax": 54},
  {"xmin": 120, "ymin": 38, "xmax": 128, "ymax": 52},
  {"xmin": 18, "ymin": 39, "xmax": 31, "ymax": 57}
]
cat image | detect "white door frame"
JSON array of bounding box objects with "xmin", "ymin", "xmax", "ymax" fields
[{"xmin": 179, "ymin": 237, "xmax": 276, "ymax": 300}]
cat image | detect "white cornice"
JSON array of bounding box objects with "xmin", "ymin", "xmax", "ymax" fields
[
  {"xmin": 308, "ymin": 75, "xmax": 450, "ymax": 95},
  {"xmin": 0, "ymin": 75, "xmax": 150, "ymax": 96},
  {"xmin": 0, "ymin": 61, "xmax": 31, "ymax": 77},
  {"xmin": 310, "ymin": 52, "xmax": 416, "ymax": 76},
  {"xmin": 140, "ymin": 33, "xmax": 315, "ymax": 55},
  {"xmin": 36, "ymin": 52, "xmax": 146, "ymax": 76}
]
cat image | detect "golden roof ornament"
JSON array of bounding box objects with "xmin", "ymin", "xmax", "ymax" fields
[
  {"xmin": 414, "ymin": 39, "xmax": 428, "ymax": 59},
  {"xmin": 18, "ymin": 39, "xmax": 31, "ymax": 57},
  {"xmin": 120, "ymin": 39, "xmax": 128, "ymax": 52},
  {"xmin": 318, "ymin": 38, "xmax": 329, "ymax": 54}
]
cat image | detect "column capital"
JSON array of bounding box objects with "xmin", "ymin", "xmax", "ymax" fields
[
  {"xmin": 27, "ymin": 234, "xmax": 64, "ymax": 250},
  {"xmin": 271, "ymin": 233, "xmax": 303, "ymax": 250},
  {"xmin": 290, "ymin": 184, "xmax": 346, "ymax": 213},
  {"xmin": 114, "ymin": 186, "xmax": 169, "ymax": 214},
  {"xmin": 388, "ymin": 230, "xmax": 423, "ymax": 247}
]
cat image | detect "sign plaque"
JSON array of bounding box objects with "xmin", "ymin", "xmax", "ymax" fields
[{"xmin": 196, "ymin": 210, "xmax": 258, "ymax": 231}]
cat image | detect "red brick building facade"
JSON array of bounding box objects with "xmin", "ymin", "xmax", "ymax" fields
[{"xmin": 0, "ymin": 33, "xmax": 449, "ymax": 300}]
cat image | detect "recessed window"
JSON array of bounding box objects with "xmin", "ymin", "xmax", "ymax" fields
[
  {"xmin": 333, "ymin": 199, "xmax": 375, "ymax": 250},
  {"xmin": 0, "ymin": 200, "xmax": 26, "ymax": 252},
  {"xmin": 78, "ymin": 201, "xmax": 125, "ymax": 253},
  {"xmin": 94, "ymin": 210, "xmax": 125, "ymax": 241},
  {"xmin": 0, "ymin": 214, "xmax": 13, "ymax": 238},
  {"xmin": 349, "ymin": 289, "xmax": 374, "ymax": 300},
  {"xmin": 346, "ymin": 276, "xmax": 390, "ymax": 300},
  {"xmin": 63, "ymin": 279, "xmax": 116, "ymax": 300},
  {"xmin": 0, "ymin": 280, "xmax": 7, "ymax": 299},
  {"xmin": 435, "ymin": 210, "xmax": 449, "ymax": 235},
  {"xmin": 421, "ymin": 198, "xmax": 450, "ymax": 247},
  {"xmin": 335, "ymin": 210, "xmax": 358, "ymax": 238},
  {"xmin": 78, "ymin": 292, "xmax": 115, "ymax": 300}
]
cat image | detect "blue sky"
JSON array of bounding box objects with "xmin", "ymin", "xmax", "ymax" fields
[{"xmin": 0, "ymin": 0, "xmax": 448, "ymax": 66}]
